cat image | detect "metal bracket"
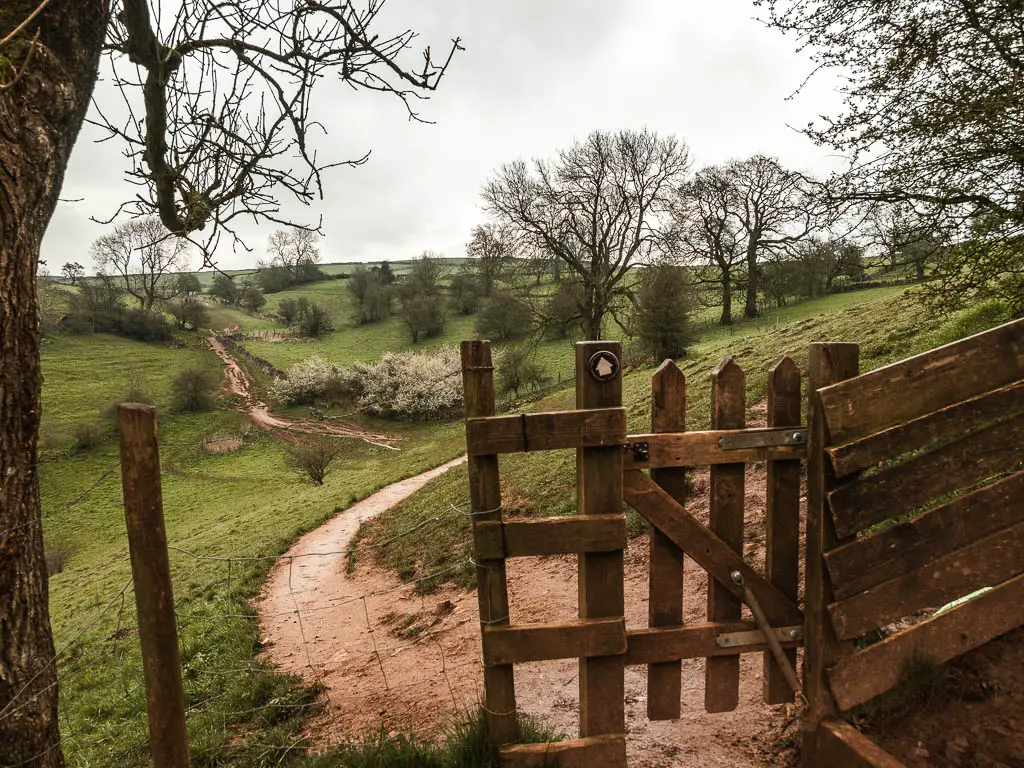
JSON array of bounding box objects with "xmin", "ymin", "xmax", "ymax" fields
[
  {"xmin": 718, "ymin": 428, "xmax": 807, "ymax": 451},
  {"xmin": 623, "ymin": 441, "xmax": 649, "ymax": 462},
  {"xmin": 715, "ymin": 625, "xmax": 803, "ymax": 649}
]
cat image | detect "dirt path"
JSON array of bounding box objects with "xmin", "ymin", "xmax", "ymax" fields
[
  {"xmin": 208, "ymin": 333, "xmax": 401, "ymax": 449},
  {"xmin": 256, "ymin": 452, "xmax": 795, "ymax": 766}
]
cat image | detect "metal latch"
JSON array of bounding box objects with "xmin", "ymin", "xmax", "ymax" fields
[
  {"xmin": 623, "ymin": 441, "xmax": 649, "ymax": 462},
  {"xmin": 718, "ymin": 428, "xmax": 807, "ymax": 451},
  {"xmin": 715, "ymin": 625, "xmax": 803, "ymax": 649}
]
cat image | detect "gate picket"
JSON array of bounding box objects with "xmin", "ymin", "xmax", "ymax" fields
[
  {"xmin": 706, "ymin": 357, "xmax": 746, "ymax": 713},
  {"xmin": 647, "ymin": 360, "xmax": 687, "ymax": 720}
]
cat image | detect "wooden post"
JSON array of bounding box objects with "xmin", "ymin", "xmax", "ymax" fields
[
  {"xmin": 647, "ymin": 360, "xmax": 687, "ymax": 720},
  {"xmin": 575, "ymin": 341, "xmax": 625, "ymax": 738},
  {"xmin": 764, "ymin": 357, "xmax": 802, "ymax": 703},
  {"xmin": 803, "ymin": 343, "xmax": 859, "ymax": 763},
  {"xmin": 461, "ymin": 341, "xmax": 518, "ymax": 744},
  {"xmin": 118, "ymin": 404, "xmax": 191, "ymax": 768},
  {"xmin": 705, "ymin": 357, "xmax": 746, "ymax": 713}
]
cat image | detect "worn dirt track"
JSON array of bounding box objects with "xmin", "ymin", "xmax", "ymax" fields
[
  {"xmin": 256, "ymin": 451, "xmax": 796, "ymax": 766},
  {"xmin": 208, "ymin": 333, "xmax": 401, "ymax": 449}
]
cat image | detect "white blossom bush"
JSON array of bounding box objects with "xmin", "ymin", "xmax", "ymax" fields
[
  {"xmin": 351, "ymin": 346, "xmax": 462, "ymax": 420},
  {"xmin": 271, "ymin": 347, "xmax": 463, "ymax": 419}
]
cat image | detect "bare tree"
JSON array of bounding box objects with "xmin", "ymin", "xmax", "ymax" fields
[
  {"xmin": 483, "ymin": 129, "xmax": 691, "ymax": 340},
  {"xmin": 91, "ymin": 216, "xmax": 191, "ymax": 309},
  {"xmin": 262, "ymin": 227, "xmax": 322, "ymax": 286},
  {"xmin": 672, "ymin": 167, "xmax": 747, "ymax": 325},
  {"xmin": 1, "ymin": 1, "xmax": 461, "ymax": 762},
  {"xmin": 60, "ymin": 261, "xmax": 85, "ymax": 285},
  {"xmin": 466, "ymin": 223, "xmax": 513, "ymax": 296}
]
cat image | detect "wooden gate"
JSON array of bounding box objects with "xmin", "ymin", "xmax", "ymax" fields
[
  {"xmin": 802, "ymin": 319, "xmax": 1024, "ymax": 766},
  {"xmin": 461, "ymin": 340, "xmax": 812, "ymax": 766},
  {"xmin": 461, "ymin": 319, "xmax": 1024, "ymax": 766}
]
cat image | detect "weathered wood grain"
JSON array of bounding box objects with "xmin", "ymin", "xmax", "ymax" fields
[
  {"xmin": 817, "ymin": 317, "xmax": 1024, "ymax": 446},
  {"xmin": 647, "ymin": 360, "xmax": 687, "ymax": 721},
  {"xmin": 623, "ymin": 427, "xmax": 806, "ymax": 469},
  {"xmin": 828, "ymin": 572, "xmax": 1024, "ymax": 711},
  {"xmin": 803, "ymin": 342, "xmax": 859, "ymax": 759},
  {"xmin": 828, "ymin": 519, "xmax": 1024, "ymax": 640},
  {"xmin": 500, "ymin": 734, "xmax": 626, "ymax": 768},
  {"xmin": 825, "ymin": 471, "xmax": 1024, "ymax": 600},
  {"xmin": 465, "ymin": 407, "xmax": 627, "ymax": 455},
  {"xmin": 827, "ymin": 379, "xmax": 1024, "ymax": 477},
  {"xmin": 814, "ymin": 720, "xmax": 908, "ymax": 768},
  {"xmin": 623, "ymin": 471, "xmax": 803, "ymax": 627},
  {"xmin": 462, "ymin": 340, "xmax": 517, "ymax": 744},
  {"xmin": 764, "ymin": 356, "xmax": 802, "ymax": 704},
  {"xmin": 482, "ymin": 618, "xmax": 627, "ymax": 666},
  {"xmin": 472, "ymin": 515, "xmax": 627, "ymax": 560},
  {"xmin": 828, "ymin": 411, "xmax": 1024, "ymax": 538},
  {"xmin": 706, "ymin": 357, "xmax": 746, "ymax": 713},
  {"xmin": 624, "ymin": 622, "xmax": 803, "ymax": 665},
  {"xmin": 575, "ymin": 341, "xmax": 626, "ymax": 738}
]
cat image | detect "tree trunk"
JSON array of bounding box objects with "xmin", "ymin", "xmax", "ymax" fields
[
  {"xmin": 744, "ymin": 241, "xmax": 759, "ymax": 319},
  {"xmin": 1, "ymin": 4, "xmax": 108, "ymax": 766},
  {"xmin": 720, "ymin": 271, "xmax": 732, "ymax": 326}
]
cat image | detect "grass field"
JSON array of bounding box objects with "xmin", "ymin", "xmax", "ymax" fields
[
  {"xmin": 38, "ymin": 330, "xmax": 466, "ymax": 766},
  {"xmin": 358, "ymin": 287, "xmax": 1014, "ymax": 591}
]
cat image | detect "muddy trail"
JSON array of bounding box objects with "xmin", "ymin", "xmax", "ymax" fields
[
  {"xmin": 256, "ymin": 405, "xmax": 795, "ymax": 767},
  {"xmin": 208, "ymin": 333, "xmax": 401, "ymax": 449}
]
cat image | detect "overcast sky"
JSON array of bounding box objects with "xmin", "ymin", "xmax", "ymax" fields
[{"xmin": 43, "ymin": 0, "xmax": 846, "ymax": 272}]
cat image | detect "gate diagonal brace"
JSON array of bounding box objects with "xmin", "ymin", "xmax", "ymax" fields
[{"xmin": 730, "ymin": 570, "xmax": 808, "ymax": 706}]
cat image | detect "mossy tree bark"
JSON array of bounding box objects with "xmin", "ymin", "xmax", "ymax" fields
[{"xmin": 0, "ymin": 2, "xmax": 108, "ymax": 765}]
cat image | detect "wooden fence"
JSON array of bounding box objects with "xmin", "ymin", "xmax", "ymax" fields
[{"xmin": 462, "ymin": 318, "xmax": 1024, "ymax": 767}]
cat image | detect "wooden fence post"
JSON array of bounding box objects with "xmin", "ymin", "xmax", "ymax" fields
[
  {"xmin": 575, "ymin": 341, "xmax": 625, "ymax": 738},
  {"xmin": 461, "ymin": 341, "xmax": 518, "ymax": 745},
  {"xmin": 118, "ymin": 404, "xmax": 191, "ymax": 768},
  {"xmin": 764, "ymin": 357, "xmax": 801, "ymax": 703},
  {"xmin": 706, "ymin": 357, "xmax": 746, "ymax": 712},
  {"xmin": 647, "ymin": 360, "xmax": 687, "ymax": 720},
  {"xmin": 803, "ymin": 343, "xmax": 859, "ymax": 763}
]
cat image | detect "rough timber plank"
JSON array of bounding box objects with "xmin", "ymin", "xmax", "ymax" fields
[
  {"xmin": 482, "ymin": 618, "xmax": 627, "ymax": 666},
  {"xmin": 462, "ymin": 340, "xmax": 517, "ymax": 744},
  {"xmin": 828, "ymin": 572, "xmax": 1024, "ymax": 711},
  {"xmin": 472, "ymin": 516, "xmax": 627, "ymax": 560},
  {"xmin": 647, "ymin": 359, "xmax": 687, "ymax": 721},
  {"xmin": 825, "ymin": 471, "xmax": 1024, "ymax": 600},
  {"xmin": 765, "ymin": 356, "xmax": 802, "ymax": 704},
  {"xmin": 500, "ymin": 734, "xmax": 626, "ymax": 768},
  {"xmin": 828, "ymin": 411, "xmax": 1024, "ymax": 538},
  {"xmin": 828, "ymin": 519, "xmax": 1024, "ymax": 640},
  {"xmin": 624, "ymin": 622, "xmax": 803, "ymax": 665},
  {"xmin": 827, "ymin": 379, "xmax": 1024, "ymax": 478},
  {"xmin": 803, "ymin": 342, "xmax": 859, "ymax": 760},
  {"xmin": 706, "ymin": 357, "xmax": 746, "ymax": 713},
  {"xmin": 465, "ymin": 408, "xmax": 627, "ymax": 455},
  {"xmin": 624, "ymin": 428, "xmax": 806, "ymax": 469},
  {"xmin": 623, "ymin": 471, "xmax": 803, "ymax": 627},
  {"xmin": 814, "ymin": 720, "xmax": 908, "ymax": 768},
  {"xmin": 576, "ymin": 341, "xmax": 626, "ymax": 738},
  {"xmin": 817, "ymin": 317, "xmax": 1024, "ymax": 446}
]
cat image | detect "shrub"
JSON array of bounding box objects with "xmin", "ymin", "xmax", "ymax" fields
[
  {"xmin": 278, "ymin": 297, "xmax": 300, "ymax": 324},
  {"xmin": 449, "ymin": 271, "xmax": 481, "ymax": 315},
  {"xmin": 270, "ymin": 356, "xmax": 354, "ymax": 406},
  {"xmin": 285, "ymin": 438, "xmax": 339, "ymax": 485},
  {"xmin": 170, "ymin": 367, "xmax": 219, "ymax": 413},
  {"xmin": 475, "ymin": 292, "xmax": 533, "ymax": 341},
  {"xmin": 168, "ymin": 297, "xmax": 210, "ymax": 330},
  {"xmin": 398, "ymin": 293, "xmax": 446, "ymax": 342},
  {"xmin": 298, "ymin": 302, "xmax": 334, "ymax": 338},
  {"xmin": 496, "ymin": 347, "xmax": 546, "ymax": 398},
  {"xmin": 113, "ymin": 308, "xmax": 174, "ymax": 341},
  {"xmin": 634, "ymin": 264, "xmax": 695, "ymax": 361},
  {"xmin": 71, "ymin": 422, "xmax": 107, "ymax": 454},
  {"xmin": 209, "ymin": 273, "xmax": 240, "ymax": 305},
  {"xmin": 241, "ymin": 285, "xmax": 266, "ymax": 313},
  {"xmin": 348, "ymin": 266, "xmax": 391, "ymax": 323}
]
